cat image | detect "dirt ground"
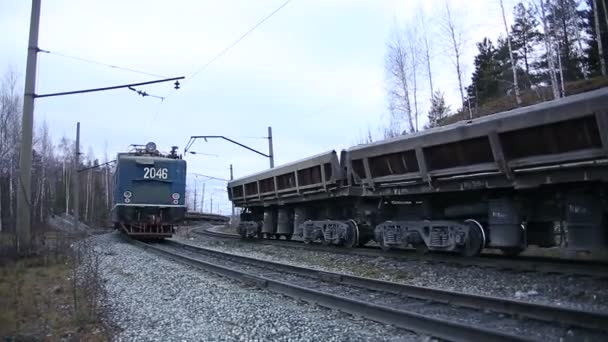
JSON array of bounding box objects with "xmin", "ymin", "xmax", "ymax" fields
[{"xmin": 0, "ymin": 252, "xmax": 109, "ymax": 341}]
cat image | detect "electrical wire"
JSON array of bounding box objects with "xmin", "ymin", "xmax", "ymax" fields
[
  {"xmin": 39, "ymin": 48, "xmax": 167, "ymax": 78},
  {"xmin": 159, "ymin": 0, "xmax": 294, "ymax": 104},
  {"xmin": 190, "ymin": 0, "xmax": 292, "ymax": 80}
]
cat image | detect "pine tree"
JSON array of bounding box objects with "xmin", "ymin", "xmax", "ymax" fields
[
  {"xmin": 427, "ymin": 90, "xmax": 451, "ymax": 128},
  {"xmin": 511, "ymin": 2, "xmax": 542, "ymax": 87},
  {"xmin": 584, "ymin": 0, "xmax": 608, "ymax": 76},
  {"xmin": 545, "ymin": 0, "xmax": 585, "ymax": 82},
  {"xmin": 466, "ymin": 38, "xmax": 502, "ymax": 107}
]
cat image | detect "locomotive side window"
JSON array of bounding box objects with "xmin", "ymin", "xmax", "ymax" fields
[{"xmin": 144, "ymin": 167, "xmax": 169, "ymax": 180}]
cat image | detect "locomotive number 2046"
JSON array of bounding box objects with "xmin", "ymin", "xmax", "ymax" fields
[{"xmin": 143, "ymin": 167, "xmax": 168, "ymax": 180}]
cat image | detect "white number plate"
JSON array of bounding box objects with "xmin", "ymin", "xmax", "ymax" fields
[{"xmin": 143, "ymin": 167, "xmax": 168, "ymax": 180}]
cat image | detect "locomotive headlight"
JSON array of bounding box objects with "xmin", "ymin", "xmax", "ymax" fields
[
  {"xmin": 172, "ymin": 199, "xmax": 179, "ymax": 205},
  {"xmin": 123, "ymin": 191, "xmax": 132, "ymax": 198},
  {"xmin": 124, "ymin": 198, "xmax": 131, "ymax": 204},
  {"xmin": 146, "ymin": 142, "xmax": 157, "ymax": 152},
  {"xmin": 171, "ymin": 193, "xmax": 180, "ymax": 200}
]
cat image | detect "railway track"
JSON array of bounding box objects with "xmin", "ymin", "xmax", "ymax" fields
[
  {"xmin": 193, "ymin": 227, "xmax": 608, "ymax": 278},
  {"xmin": 131, "ymin": 237, "xmax": 608, "ymax": 342}
]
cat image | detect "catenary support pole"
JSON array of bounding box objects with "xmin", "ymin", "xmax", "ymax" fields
[
  {"xmin": 16, "ymin": 0, "xmax": 41, "ymax": 254},
  {"xmin": 230, "ymin": 164, "xmax": 235, "ymax": 217},
  {"xmin": 268, "ymin": 126, "xmax": 274, "ymax": 168},
  {"xmin": 73, "ymin": 122, "xmax": 80, "ymax": 231},
  {"xmin": 201, "ymin": 182, "xmax": 205, "ymax": 213}
]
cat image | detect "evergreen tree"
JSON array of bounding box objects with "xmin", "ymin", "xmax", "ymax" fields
[
  {"xmin": 584, "ymin": 0, "xmax": 608, "ymax": 76},
  {"xmin": 427, "ymin": 90, "xmax": 451, "ymax": 128},
  {"xmin": 511, "ymin": 2, "xmax": 542, "ymax": 86},
  {"xmin": 466, "ymin": 38, "xmax": 502, "ymax": 107},
  {"xmin": 545, "ymin": 0, "xmax": 586, "ymax": 82}
]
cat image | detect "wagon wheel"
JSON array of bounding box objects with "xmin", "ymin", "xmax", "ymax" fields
[
  {"xmin": 342, "ymin": 220, "xmax": 359, "ymax": 249},
  {"xmin": 462, "ymin": 219, "xmax": 485, "ymax": 257}
]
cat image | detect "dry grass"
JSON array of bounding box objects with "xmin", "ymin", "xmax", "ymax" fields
[
  {"xmin": 439, "ymin": 76, "xmax": 608, "ymax": 126},
  {"xmin": 0, "ymin": 233, "xmax": 110, "ymax": 341}
]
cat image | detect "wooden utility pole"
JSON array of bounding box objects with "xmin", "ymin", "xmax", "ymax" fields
[
  {"xmin": 16, "ymin": 0, "xmax": 41, "ymax": 253},
  {"xmin": 73, "ymin": 122, "xmax": 80, "ymax": 230}
]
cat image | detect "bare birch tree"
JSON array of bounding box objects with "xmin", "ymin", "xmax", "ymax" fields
[
  {"xmin": 35, "ymin": 121, "xmax": 53, "ymax": 223},
  {"xmin": 441, "ymin": 1, "xmax": 472, "ymax": 118},
  {"xmin": 385, "ymin": 27, "xmax": 415, "ymax": 135},
  {"xmin": 418, "ymin": 7, "xmax": 434, "ymax": 97},
  {"xmin": 0, "ymin": 69, "xmax": 22, "ymax": 233},
  {"xmin": 407, "ymin": 25, "xmax": 422, "ymax": 132},
  {"xmin": 601, "ymin": 0, "xmax": 608, "ymax": 42},
  {"xmin": 0, "ymin": 67, "xmax": 115, "ymax": 232},
  {"xmin": 500, "ymin": 0, "xmax": 522, "ymax": 104},
  {"xmin": 594, "ymin": 0, "xmax": 607, "ymax": 75},
  {"xmin": 59, "ymin": 137, "xmax": 73, "ymax": 216},
  {"xmin": 538, "ymin": 0, "xmax": 561, "ymax": 99}
]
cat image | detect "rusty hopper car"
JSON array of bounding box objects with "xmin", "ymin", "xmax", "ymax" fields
[{"xmin": 228, "ymin": 87, "xmax": 608, "ymax": 257}]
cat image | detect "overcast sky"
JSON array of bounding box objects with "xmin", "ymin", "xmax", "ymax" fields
[{"xmin": 1, "ymin": 0, "xmax": 519, "ymax": 214}]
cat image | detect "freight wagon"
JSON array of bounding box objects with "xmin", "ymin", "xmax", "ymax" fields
[{"xmin": 228, "ymin": 88, "xmax": 608, "ymax": 257}]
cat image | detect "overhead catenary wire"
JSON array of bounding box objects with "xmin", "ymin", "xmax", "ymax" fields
[
  {"xmin": 152, "ymin": 0, "xmax": 294, "ymax": 121},
  {"xmin": 191, "ymin": 172, "xmax": 229, "ymax": 182},
  {"xmin": 189, "ymin": 0, "xmax": 293, "ymax": 80},
  {"xmin": 39, "ymin": 48, "xmax": 168, "ymax": 78},
  {"xmin": 157, "ymin": 0, "xmax": 294, "ymax": 105}
]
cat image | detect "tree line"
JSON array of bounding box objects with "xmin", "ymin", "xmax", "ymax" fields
[
  {"xmin": 382, "ymin": 0, "xmax": 608, "ymax": 138},
  {"xmin": 0, "ymin": 69, "xmax": 113, "ymax": 235}
]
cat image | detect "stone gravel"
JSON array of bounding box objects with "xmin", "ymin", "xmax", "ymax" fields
[
  {"xmin": 177, "ymin": 226, "xmax": 608, "ymax": 314},
  {"xmin": 93, "ymin": 233, "xmax": 420, "ymax": 341},
  {"xmin": 161, "ymin": 242, "xmax": 603, "ymax": 341}
]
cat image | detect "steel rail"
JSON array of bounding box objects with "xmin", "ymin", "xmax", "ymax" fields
[
  {"xmin": 131, "ymin": 238, "xmax": 532, "ymax": 342},
  {"xmin": 192, "ymin": 228, "xmax": 608, "ymax": 278},
  {"xmin": 166, "ymin": 239, "xmax": 608, "ymax": 332}
]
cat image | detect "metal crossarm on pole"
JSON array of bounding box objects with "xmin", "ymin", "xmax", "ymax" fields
[
  {"xmin": 185, "ymin": 126, "xmax": 275, "ymax": 168},
  {"xmin": 31, "ymin": 76, "xmax": 185, "ymax": 98}
]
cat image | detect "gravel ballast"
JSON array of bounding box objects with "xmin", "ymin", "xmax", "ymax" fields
[
  {"xmin": 95, "ymin": 233, "xmax": 419, "ymax": 341},
  {"xmin": 178, "ymin": 227, "xmax": 608, "ymax": 314},
  {"xmin": 157, "ymin": 241, "xmax": 605, "ymax": 341}
]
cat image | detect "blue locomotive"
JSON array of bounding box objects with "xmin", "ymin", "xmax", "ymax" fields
[{"xmin": 111, "ymin": 142, "xmax": 186, "ymax": 238}]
